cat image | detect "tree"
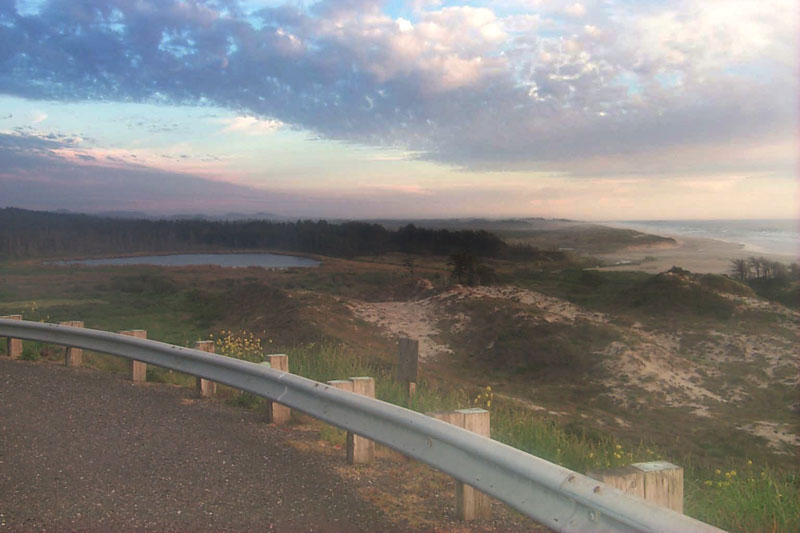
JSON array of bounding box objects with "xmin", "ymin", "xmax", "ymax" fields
[
  {"xmin": 772, "ymin": 261, "xmax": 789, "ymax": 282},
  {"xmin": 448, "ymin": 252, "xmax": 477, "ymax": 285},
  {"xmin": 729, "ymin": 259, "xmax": 750, "ymax": 281},
  {"xmin": 789, "ymin": 263, "xmax": 800, "ymax": 280},
  {"xmin": 748, "ymin": 257, "xmax": 763, "ymax": 279},
  {"xmin": 448, "ymin": 252, "xmax": 496, "ymax": 286}
]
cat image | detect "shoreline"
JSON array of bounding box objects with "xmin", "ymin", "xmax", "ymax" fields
[
  {"xmin": 594, "ymin": 232, "xmax": 797, "ymax": 275},
  {"xmin": 601, "ymin": 219, "xmax": 798, "ymax": 253}
]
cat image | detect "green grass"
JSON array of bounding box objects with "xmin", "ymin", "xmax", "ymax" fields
[
  {"xmin": 2, "ymin": 261, "xmax": 796, "ymax": 532},
  {"xmin": 0, "ymin": 274, "xmax": 216, "ymax": 348},
  {"xmin": 439, "ymin": 297, "xmax": 618, "ymax": 378},
  {"xmin": 262, "ymin": 341, "xmax": 799, "ymax": 532},
  {"xmin": 6, "ymin": 310, "xmax": 796, "ymax": 531},
  {"xmin": 498, "ymin": 225, "xmax": 676, "ymax": 254},
  {"xmin": 249, "ymin": 341, "xmax": 796, "ymax": 532},
  {"xmin": 505, "ymin": 268, "xmax": 650, "ymax": 311},
  {"xmin": 508, "ymin": 269, "xmax": 737, "ymax": 316},
  {"xmin": 698, "ymin": 274, "xmax": 755, "ymax": 297},
  {"xmin": 748, "ymin": 278, "xmax": 800, "ymax": 309},
  {"xmin": 20, "ymin": 340, "xmax": 43, "ymax": 361},
  {"xmin": 621, "ymin": 273, "xmax": 736, "ymax": 321},
  {"xmin": 686, "ymin": 464, "xmax": 799, "ymax": 533}
]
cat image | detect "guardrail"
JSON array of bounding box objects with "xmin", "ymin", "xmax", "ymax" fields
[{"xmin": 0, "ymin": 318, "xmax": 724, "ymax": 533}]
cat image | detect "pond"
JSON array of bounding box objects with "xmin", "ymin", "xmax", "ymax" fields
[{"xmin": 56, "ymin": 253, "xmax": 321, "ymax": 269}]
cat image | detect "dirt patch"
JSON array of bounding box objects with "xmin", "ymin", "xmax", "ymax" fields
[
  {"xmin": 738, "ymin": 421, "xmax": 800, "ymax": 453},
  {"xmin": 464, "ymin": 285, "xmax": 607, "ymax": 325},
  {"xmin": 348, "ymin": 284, "xmax": 609, "ymax": 362},
  {"xmin": 723, "ymin": 293, "xmax": 800, "ymax": 320},
  {"xmin": 286, "ymin": 427, "xmax": 544, "ymax": 532},
  {"xmin": 602, "ymin": 337, "xmax": 725, "ymax": 408},
  {"xmin": 349, "ymin": 299, "xmax": 452, "ymax": 360}
]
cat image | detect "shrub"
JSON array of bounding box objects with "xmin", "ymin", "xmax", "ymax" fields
[{"xmin": 620, "ymin": 273, "xmax": 735, "ymax": 320}]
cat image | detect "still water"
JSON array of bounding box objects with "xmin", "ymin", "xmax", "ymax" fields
[{"xmin": 58, "ymin": 253, "xmax": 320, "ymax": 268}]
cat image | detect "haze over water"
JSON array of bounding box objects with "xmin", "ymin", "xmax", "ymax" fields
[{"xmin": 609, "ymin": 219, "xmax": 799, "ymax": 258}]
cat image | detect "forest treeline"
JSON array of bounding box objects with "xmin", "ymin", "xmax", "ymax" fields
[
  {"xmin": 729, "ymin": 256, "xmax": 800, "ymax": 309},
  {"xmin": 0, "ymin": 208, "xmax": 564, "ymax": 262},
  {"xmin": 729, "ymin": 256, "xmax": 799, "ymax": 282}
]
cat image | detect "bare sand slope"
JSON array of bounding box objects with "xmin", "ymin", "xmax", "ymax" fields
[
  {"xmin": 349, "ymin": 298, "xmax": 451, "ymax": 360},
  {"xmin": 349, "ymin": 284, "xmax": 800, "ymax": 454},
  {"xmin": 596, "ymin": 235, "xmax": 797, "ymax": 274},
  {"xmin": 349, "ymin": 285, "xmax": 606, "ymax": 360}
]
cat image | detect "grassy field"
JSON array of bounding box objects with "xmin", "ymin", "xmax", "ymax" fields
[
  {"xmin": 499, "ymin": 224, "xmax": 677, "ymax": 254},
  {"xmin": 1, "ymin": 255, "xmax": 798, "ymax": 532}
]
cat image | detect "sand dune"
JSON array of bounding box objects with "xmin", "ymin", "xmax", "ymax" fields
[{"xmin": 596, "ymin": 234, "xmax": 797, "ymax": 274}]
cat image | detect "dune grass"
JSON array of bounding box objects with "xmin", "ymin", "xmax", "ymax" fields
[
  {"xmin": 2, "ymin": 262, "xmax": 796, "ymax": 533},
  {"xmin": 279, "ymin": 341, "xmax": 799, "ymax": 533},
  {"xmin": 6, "ymin": 319, "xmax": 797, "ymax": 532}
]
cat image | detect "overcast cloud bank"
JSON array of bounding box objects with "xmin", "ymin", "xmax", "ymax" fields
[{"xmin": 1, "ymin": 0, "xmax": 796, "ymax": 172}]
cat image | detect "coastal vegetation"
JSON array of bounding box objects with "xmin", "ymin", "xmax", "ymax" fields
[
  {"xmin": 500, "ymin": 224, "xmax": 677, "ymax": 254},
  {"xmin": 730, "ymin": 256, "xmax": 800, "ymax": 309},
  {"xmin": 729, "ymin": 257, "xmax": 798, "ymax": 283},
  {"xmin": 3, "ymin": 319, "xmax": 796, "ymax": 532},
  {"xmin": 1, "ymin": 209, "xmax": 797, "ymax": 532}
]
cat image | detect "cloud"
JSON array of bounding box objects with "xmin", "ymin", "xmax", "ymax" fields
[
  {"xmin": 0, "ymin": 131, "xmax": 285, "ymax": 212},
  {"xmin": 2, "ymin": 130, "xmax": 795, "ymax": 220},
  {"xmin": 564, "ymin": 3, "xmax": 586, "ymax": 17},
  {"xmin": 0, "ymin": 0, "xmax": 795, "ymax": 171},
  {"xmin": 219, "ymin": 115, "xmax": 283, "ymax": 135},
  {"xmin": 31, "ymin": 111, "xmax": 47, "ymax": 124}
]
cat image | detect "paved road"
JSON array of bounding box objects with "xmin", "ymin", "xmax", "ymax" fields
[{"xmin": 0, "ymin": 358, "xmax": 404, "ymax": 531}]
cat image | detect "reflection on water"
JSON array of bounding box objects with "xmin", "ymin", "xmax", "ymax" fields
[{"xmin": 56, "ymin": 253, "xmax": 320, "ymax": 268}]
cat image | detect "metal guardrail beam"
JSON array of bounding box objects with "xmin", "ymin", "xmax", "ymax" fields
[{"xmin": 0, "ymin": 319, "xmax": 725, "ymax": 533}]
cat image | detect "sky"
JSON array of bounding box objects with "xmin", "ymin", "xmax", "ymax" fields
[{"xmin": 0, "ymin": 0, "xmax": 797, "ymax": 220}]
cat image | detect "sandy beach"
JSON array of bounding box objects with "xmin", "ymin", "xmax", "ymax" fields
[{"xmin": 595, "ymin": 234, "xmax": 798, "ymax": 275}]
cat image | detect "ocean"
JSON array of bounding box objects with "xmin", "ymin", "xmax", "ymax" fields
[{"xmin": 606, "ymin": 219, "xmax": 799, "ymax": 258}]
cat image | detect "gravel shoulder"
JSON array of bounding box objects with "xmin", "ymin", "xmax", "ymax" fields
[
  {"xmin": 0, "ymin": 358, "xmax": 402, "ymax": 532},
  {"xmin": 0, "ymin": 358, "xmax": 544, "ymax": 532}
]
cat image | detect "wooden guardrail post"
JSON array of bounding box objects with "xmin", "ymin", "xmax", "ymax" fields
[
  {"xmin": 326, "ymin": 378, "xmax": 375, "ymax": 464},
  {"xmin": 429, "ymin": 408, "xmax": 492, "ymax": 521},
  {"xmin": 348, "ymin": 377, "xmax": 375, "ymax": 464},
  {"xmin": 265, "ymin": 354, "xmax": 291, "ymax": 424},
  {"xmin": 60, "ymin": 321, "xmax": 84, "ymax": 367},
  {"xmin": 397, "ymin": 338, "xmax": 419, "ymax": 396},
  {"xmin": 587, "ymin": 461, "xmax": 684, "ymax": 513},
  {"xmin": 326, "ymin": 379, "xmax": 354, "ymax": 456},
  {"xmin": 120, "ymin": 330, "xmax": 147, "ymax": 382},
  {"xmin": 194, "ymin": 340, "xmax": 216, "ymax": 397},
  {"xmin": 1, "ymin": 315, "xmax": 23, "ymax": 359},
  {"xmin": 327, "ymin": 380, "xmax": 354, "ymax": 392}
]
